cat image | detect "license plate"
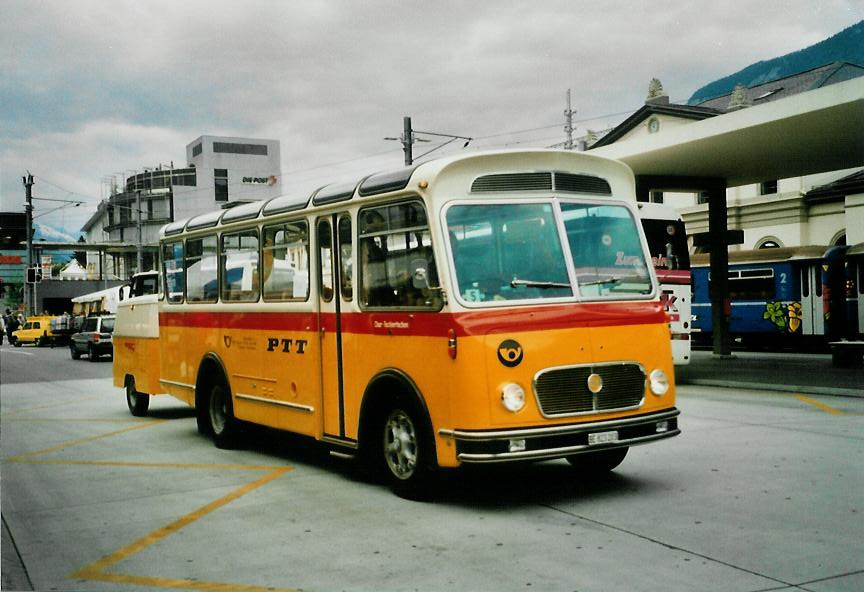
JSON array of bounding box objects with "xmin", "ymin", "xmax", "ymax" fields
[{"xmin": 588, "ymin": 430, "xmax": 619, "ymax": 445}]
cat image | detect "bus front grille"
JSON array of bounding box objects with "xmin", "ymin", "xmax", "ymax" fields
[{"xmin": 533, "ymin": 363, "xmax": 646, "ymax": 417}]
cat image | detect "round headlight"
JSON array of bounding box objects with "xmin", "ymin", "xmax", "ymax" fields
[
  {"xmin": 501, "ymin": 383, "xmax": 526, "ymax": 412},
  {"xmin": 649, "ymin": 369, "xmax": 670, "ymax": 396}
]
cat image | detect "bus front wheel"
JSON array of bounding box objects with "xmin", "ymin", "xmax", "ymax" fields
[
  {"xmin": 566, "ymin": 447, "xmax": 628, "ymax": 474},
  {"xmin": 380, "ymin": 402, "xmax": 434, "ymax": 500},
  {"xmin": 126, "ymin": 378, "xmax": 150, "ymax": 417},
  {"xmin": 208, "ymin": 383, "xmax": 239, "ymax": 449}
]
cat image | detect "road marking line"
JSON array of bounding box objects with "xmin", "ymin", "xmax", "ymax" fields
[
  {"xmin": 795, "ymin": 395, "xmax": 847, "ymax": 415},
  {"xmin": 7, "ymin": 417, "xmax": 151, "ymax": 423},
  {"xmin": 70, "ymin": 467, "xmax": 293, "ymax": 592},
  {"xmin": 18, "ymin": 459, "xmax": 290, "ymax": 471},
  {"xmin": 5, "ymin": 421, "xmax": 166, "ymax": 462},
  {"xmin": 8, "ymin": 413, "xmax": 297, "ymax": 590},
  {"xmin": 0, "ymin": 349, "xmax": 35, "ymax": 355},
  {"xmin": 3, "ymin": 395, "xmax": 104, "ymax": 415}
]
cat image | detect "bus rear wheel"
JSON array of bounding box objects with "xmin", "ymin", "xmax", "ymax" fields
[
  {"xmin": 566, "ymin": 447, "xmax": 628, "ymax": 474},
  {"xmin": 126, "ymin": 378, "xmax": 150, "ymax": 417},
  {"xmin": 381, "ymin": 402, "xmax": 434, "ymax": 500},
  {"xmin": 208, "ymin": 383, "xmax": 239, "ymax": 449}
]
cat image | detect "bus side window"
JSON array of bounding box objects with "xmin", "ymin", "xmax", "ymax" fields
[
  {"xmin": 162, "ymin": 241, "xmax": 185, "ymax": 303},
  {"xmin": 338, "ymin": 215, "xmax": 353, "ymax": 301},
  {"xmin": 359, "ymin": 201, "xmax": 442, "ymax": 310},
  {"xmin": 318, "ymin": 219, "xmax": 334, "ymax": 302},
  {"xmin": 263, "ymin": 221, "xmax": 310, "ymax": 301},
  {"xmin": 221, "ymin": 230, "xmax": 260, "ymax": 302},
  {"xmin": 186, "ymin": 235, "xmax": 218, "ymax": 303}
]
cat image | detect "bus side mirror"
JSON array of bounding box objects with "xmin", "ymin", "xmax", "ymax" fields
[{"xmin": 411, "ymin": 258, "xmax": 430, "ymax": 290}]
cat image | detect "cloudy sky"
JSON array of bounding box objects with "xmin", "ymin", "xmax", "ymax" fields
[{"xmin": 1, "ymin": 0, "xmax": 861, "ymax": 235}]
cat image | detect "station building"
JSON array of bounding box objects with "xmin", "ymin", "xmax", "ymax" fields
[
  {"xmin": 590, "ymin": 62, "xmax": 864, "ymax": 251},
  {"xmin": 82, "ymin": 135, "xmax": 282, "ymax": 278}
]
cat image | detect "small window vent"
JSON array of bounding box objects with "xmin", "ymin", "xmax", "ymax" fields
[
  {"xmin": 471, "ymin": 172, "xmax": 552, "ymax": 193},
  {"xmin": 554, "ymin": 173, "xmax": 611, "ymax": 195}
]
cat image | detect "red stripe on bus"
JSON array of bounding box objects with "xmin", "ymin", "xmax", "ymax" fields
[
  {"xmin": 654, "ymin": 270, "xmax": 691, "ymax": 284},
  {"xmin": 159, "ymin": 302, "xmax": 665, "ymax": 337}
]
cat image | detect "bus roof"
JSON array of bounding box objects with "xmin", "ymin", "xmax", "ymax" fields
[{"xmin": 160, "ymin": 149, "xmax": 636, "ymax": 239}]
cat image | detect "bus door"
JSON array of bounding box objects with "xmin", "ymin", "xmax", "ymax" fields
[{"xmin": 316, "ymin": 214, "xmax": 352, "ymax": 444}]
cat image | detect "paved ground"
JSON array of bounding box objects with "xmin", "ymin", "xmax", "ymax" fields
[
  {"xmin": 2, "ymin": 370, "xmax": 863, "ymax": 591},
  {"xmin": 677, "ymin": 350, "xmax": 863, "ymax": 397}
]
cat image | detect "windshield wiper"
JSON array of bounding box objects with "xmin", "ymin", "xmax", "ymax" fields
[
  {"xmin": 510, "ymin": 278, "xmax": 571, "ymax": 289},
  {"xmin": 578, "ymin": 276, "xmax": 621, "ymax": 288}
]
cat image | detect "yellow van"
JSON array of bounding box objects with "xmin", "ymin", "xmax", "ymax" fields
[{"xmin": 12, "ymin": 316, "xmax": 59, "ymax": 347}]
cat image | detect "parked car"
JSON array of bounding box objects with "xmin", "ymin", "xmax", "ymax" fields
[
  {"xmin": 12, "ymin": 316, "xmax": 59, "ymax": 347},
  {"xmin": 70, "ymin": 315, "xmax": 116, "ymax": 361}
]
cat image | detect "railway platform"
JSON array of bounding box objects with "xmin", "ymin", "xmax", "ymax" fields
[{"xmin": 677, "ymin": 349, "xmax": 863, "ymax": 397}]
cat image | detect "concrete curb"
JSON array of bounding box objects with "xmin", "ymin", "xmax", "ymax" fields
[{"xmin": 678, "ymin": 378, "xmax": 863, "ymax": 398}]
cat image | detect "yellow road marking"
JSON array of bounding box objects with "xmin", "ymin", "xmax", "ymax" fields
[
  {"xmin": 18, "ymin": 459, "xmax": 289, "ymax": 471},
  {"xmin": 7, "ymin": 417, "xmax": 151, "ymax": 423},
  {"xmin": 8, "ymin": 414, "xmax": 297, "ymax": 590},
  {"xmin": 2, "ymin": 395, "xmax": 103, "ymax": 415},
  {"xmin": 795, "ymin": 394, "xmax": 847, "ymax": 415},
  {"xmin": 71, "ymin": 467, "xmax": 295, "ymax": 592},
  {"xmin": 5, "ymin": 421, "xmax": 166, "ymax": 462}
]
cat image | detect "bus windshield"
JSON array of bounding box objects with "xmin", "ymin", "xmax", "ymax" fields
[{"xmin": 446, "ymin": 201, "xmax": 652, "ymax": 302}]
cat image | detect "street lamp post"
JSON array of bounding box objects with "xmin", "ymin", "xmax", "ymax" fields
[{"xmin": 23, "ymin": 173, "xmax": 34, "ymax": 315}]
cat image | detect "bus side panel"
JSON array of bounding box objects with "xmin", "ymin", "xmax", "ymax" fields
[
  {"xmin": 158, "ymin": 322, "xmax": 197, "ymax": 406},
  {"xmin": 235, "ymin": 324, "xmax": 320, "ymax": 436},
  {"xmin": 113, "ymin": 336, "xmax": 162, "ymax": 395},
  {"xmin": 114, "ymin": 298, "xmax": 164, "ymax": 396},
  {"xmin": 340, "ymin": 327, "xmax": 453, "ymax": 447}
]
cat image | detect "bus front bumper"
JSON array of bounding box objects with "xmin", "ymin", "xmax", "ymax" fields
[{"xmin": 439, "ymin": 408, "xmax": 680, "ymax": 463}]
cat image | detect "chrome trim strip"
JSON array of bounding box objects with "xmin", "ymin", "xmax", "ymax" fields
[
  {"xmin": 321, "ymin": 435, "xmax": 359, "ymax": 450},
  {"xmin": 235, "ymin": 393, "xmax": 314, "ymax": 413},
  {"xmin": 439, "ymin": 408, "xmax": 679, "ymax": 440},
  {"xmin": 159, "ymin": 379, "xmax": 196, "ymax": 391},
  {"xmin": 456, "ymin": 429, "xmax": 680, "ymax": 463},
  {"xmin": 233, "ymin": 373, "xmax": 277, "ymax": 383}
]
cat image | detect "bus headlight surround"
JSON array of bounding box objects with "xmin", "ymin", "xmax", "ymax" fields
[
  {"xmin": 501, "ymin": 383, "xmax": 526, "ymax": 412},
  {"xmin": 649, "ymin": 369, "xmax": 670, "ymax": 396}
]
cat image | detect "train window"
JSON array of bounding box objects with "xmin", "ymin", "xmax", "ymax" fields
[
  {"xmin": 726, "ymin": 268, "xmax": 775, "ymax": 300},
  {"xmin": 801, "ymin": 267, "xmax": 809, "ymax": 298},
  {"xmin": 850, "ymin": 257, "xmax": 864, "ymax": 294}
]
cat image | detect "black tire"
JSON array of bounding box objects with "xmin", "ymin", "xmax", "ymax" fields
[
  {"xmin": 208, "ymin": 382, "xmax": 240, "ymax": 449},
  {"xmin": 380, "ymin": 399, "xmax": 435, "ymax": 500},
  {"xmin": 126, "ymin": 378, "xmax": 150, "ymax": 417},
  {"xmin": 566, "ymin": 447, "xmax": 629, "ymax": 474},
  {"xmin": 88, "ymin": 344, "xmax": 98, "ymax": 362},
  {"xmin": 13, "ymin": 340, "xmax": 21, "ymax": 347},
  {"xmin": 70, "ymin": 343, "xmax": 80, "ymax": 360}
]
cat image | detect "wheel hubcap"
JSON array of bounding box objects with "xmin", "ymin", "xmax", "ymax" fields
[
  {"xmin": 210, "ymin": 388, "xmax": 226, "ymax": 434},
  {"xmin": 384, "ymin": 410, "xmax": 417, "ymax": 480}
]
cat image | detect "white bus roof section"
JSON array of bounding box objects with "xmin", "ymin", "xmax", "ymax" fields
[{"xmin": 590, "ymin": 76, "xmax": 864, "ymax": 187}]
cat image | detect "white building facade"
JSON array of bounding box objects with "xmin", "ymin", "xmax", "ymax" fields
[{"xmin": 82, "ymin": 135, "xmax": 282, "ymax": 279}]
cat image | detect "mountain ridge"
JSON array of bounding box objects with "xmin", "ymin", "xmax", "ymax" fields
[{"xmin": 688, "ymin": 20, "xmax": 864, "ymax": 104}]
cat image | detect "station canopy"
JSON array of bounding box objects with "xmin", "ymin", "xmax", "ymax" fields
[{"xmin": 590, "ymin": 77, "xmax": 864, "ymax": 187}]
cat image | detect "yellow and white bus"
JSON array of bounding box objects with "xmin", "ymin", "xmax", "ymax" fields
[{"xmin": 114, "ymin": 149, "xmax": 680, "ymax": 498}]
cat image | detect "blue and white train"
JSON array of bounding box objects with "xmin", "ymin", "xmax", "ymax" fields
[{"xmin": 691, "ymin": 244, "xmax": 863, "ymax": 348}]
